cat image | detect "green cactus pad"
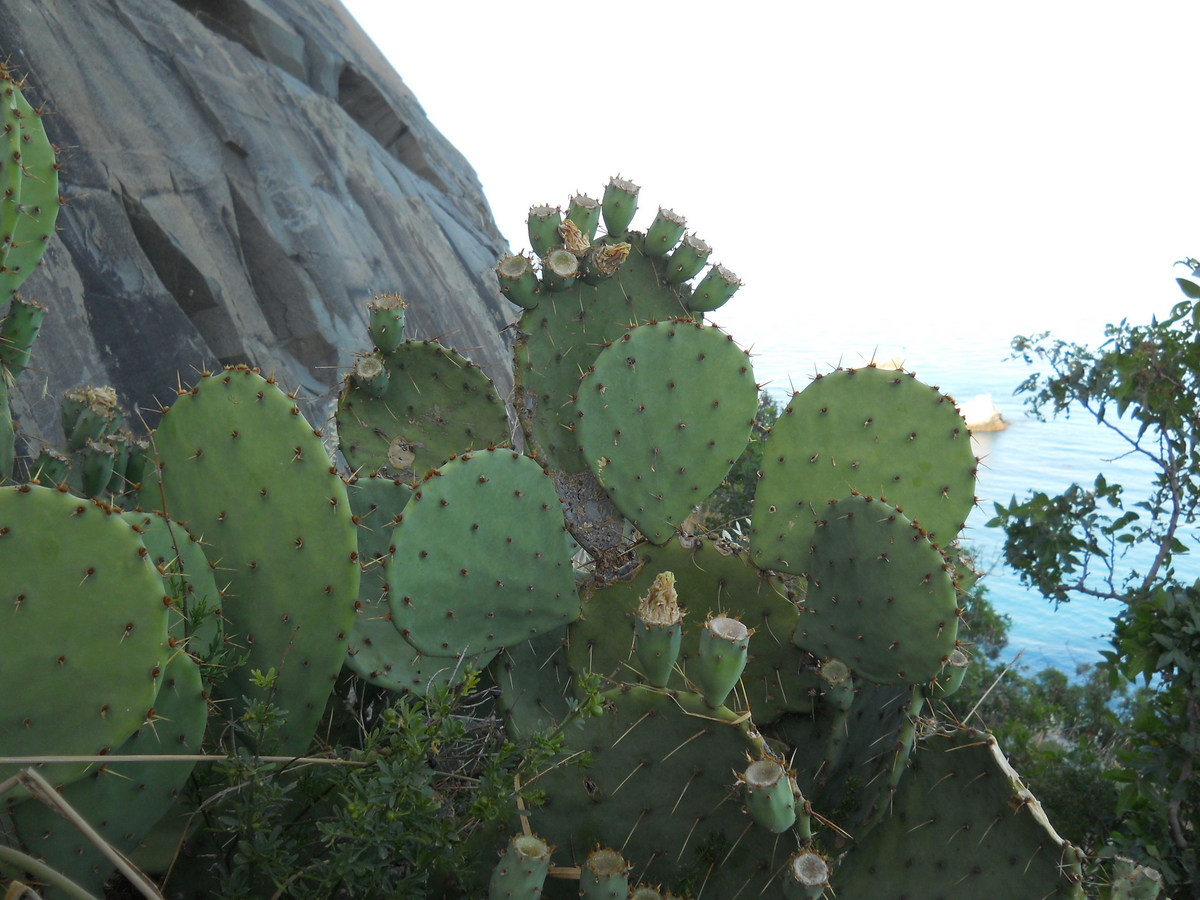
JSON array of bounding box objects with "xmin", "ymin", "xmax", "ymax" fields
[
  {"xmin": 154, "ymin": 366, "xmax": 360, "ymax": 753},
  {"xmin": 343, "ymin": 474, "xmax": 479, "ymax": 694},
  {"xmin": 792, "ymin": 494, "xmax": 958, "ymax": 685},
  {"xmin": 832, "ymin": 727, "xmax": 1086, "ymax": 899},
  {"xmin": 387, "ymin": 449, "xmax": 579, "ymax": 660},
  {"xmin": 524, "ymin": 684, "xmax": 774, "ymax": 896},
  {"xmin": 8, "ymin": 649, "xmax": 207, "ymax": 896},
  {"xmin": 0, "ymin": 67, "xmax": 60, "ymax": 300},
  {"xmin": 336, "ymin": 339, "xmax": 510, "ymax": 481},
  {"xmin": 512, "ymin": 233, "xmax": 692, "ymax": 478},
  {"xmin": 568, "ymin": 536, "xmax": 809, "ymax": 724},
  {"xmin": 750, "ymin": 365, "xmax": 977, "ymax": 573},
  {"xmin": 0, "ymin": 294, "xmax": 46, "ymax": 378},
  {"xmin": 0, "ymin": 485, "xmax": 170, "ymax": 790},
  {"xmin": 574, "ymin": 320, "xmax": 758, "ymax": 543}
]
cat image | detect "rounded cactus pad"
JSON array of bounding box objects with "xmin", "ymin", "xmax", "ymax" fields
[
  {"xmin": 154, "ymin": 366, "xmax": 360, "ymax": 753},
  {"xmin": 0, "ymin": 484, "xmax": 170, "ymax": 789},
  {"xmin": 0, "ymin": 65, "xmax": 60, "ymax": 300},
  {"xmin": 8, "ymin": 649, "xmax": 208, "ymax": 895},
  {"xmin": 386, "ymin": 448, "xmax": 579, "ymax": 659},
  {"xmin": 574, "ymin": 320, "xmax": 758, "ymax": 543},
  {"xmin": 336, "ymin": 339, "xmax": 510, "ymax": 481},
  {"xmin": 831, "ymin": 727, "xmax": 1086, "ymax": 899},
  {"xmin": 343, "ymin": 474, "xmax": 479, "ymax": 694},
  {"xmin": 750, "ymin": 365, "xmax": 977, "ymax": 573},
  {"xmin": 793, "ymin": 494, "xmax": 958, "ymax": 685}
]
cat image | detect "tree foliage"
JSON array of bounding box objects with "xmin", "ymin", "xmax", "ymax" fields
[{"xmin": 990, "ymin": 268, "xmax": 1200, "ymax": 890}]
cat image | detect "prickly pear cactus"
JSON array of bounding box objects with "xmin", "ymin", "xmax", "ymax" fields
[
  {"xmin": 795, "ymin": 493, "xmax": 959, "ymax": 685},
  {"xmin": 7, "ymin": 649, "xmax": 208, "ymax": 897},
  {"xmin": 750, "ymin": 365, "xmax": 978, "ymax": 572},
  {"xmin": 831, "ymin": 727, "xmax": 1086, "ymax": 899},
  {"xmin": 0, "ymin": 66, "xmax": 60, "ymax": 483},
  {"xmin": 0, "ymin": 65, "xmax": 58, "ymax": 300},
  {"xmin": 0, "ymin": 485, "xmax": 170, "ymax": 791},
  {"xmin": 386, "ymin": 448, "xmax": 579, "ymax": 665},
  {"xmin": 153, "ymin": 366, "xmax": 360, "ymax": 753},
  {"xmin": 573, "ymin": 320, "xmax": 758, "ymax": 543},
  {"xmin": 336, "ymin": 336, "xmax": 510, "ymax": 481},
  {"xmin": 504, "ymin": 179, "xmax": 743, "ymax": 567},
  {"xmin": 523, "ymin": 684, "xmax": 773, "ymax": 897}
]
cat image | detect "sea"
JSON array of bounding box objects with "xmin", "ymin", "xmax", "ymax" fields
[{"xmin": 704, "ymin": 312, "xmax": 1195, "ymax": 678}]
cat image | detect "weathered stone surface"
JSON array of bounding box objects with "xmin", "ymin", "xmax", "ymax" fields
[{"xmin": 0, "ymin": 0, "xmax": 514, "ymax": 451}]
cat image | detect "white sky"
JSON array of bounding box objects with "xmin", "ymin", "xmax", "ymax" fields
[{"xmin": 342, "ymin": 1, "xmax": 1200, "ymax": 350}]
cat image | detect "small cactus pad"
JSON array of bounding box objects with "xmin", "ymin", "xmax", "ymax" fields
[
  {"xmin": 154, "ymin": 366, "xmax": 360, "ymax": 753},
  {"xmin": 0, "ymin": 485, "xmax": 169, "ymax": 789},
  {"xmin": 750, "ymin": 365, "xmax": 977, "ymax": 572},
  {"xmin": 8, "ymin": 649, "xmax": 207, "ymax": 895},
  {"xmin": 344, "ymin": 474, "xmax": 477, "ymax": 694},
  {"xmin": 831, "ymin": 727, "xmax": 1086, "ymax": 899},
  {"xmin": 0, "ymin": 66, "xmax": 60, "ymax": 300},
  {"xmin": 793, "ymin": 494, "xmax": 958, "ymax": 685},
  {"xmin": 386, "ymin": 449, "xmax": 579, "ymax": 660},
  {"xmin": 574, "ymin": 321, "xmax": 758, "ymax": 543},
  {"xmin": 336, "ymin": 339, "xmax": 510, "ymax": 480}
]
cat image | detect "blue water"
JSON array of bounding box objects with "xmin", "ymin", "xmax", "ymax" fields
[{"xmin": 703, "ymin": 316, "xmax": 1192, "ymax": 676}]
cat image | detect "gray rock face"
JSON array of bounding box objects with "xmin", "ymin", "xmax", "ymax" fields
[{"xmin": 1, "ymin": 0, "xmax": 514, "ymax": 449}]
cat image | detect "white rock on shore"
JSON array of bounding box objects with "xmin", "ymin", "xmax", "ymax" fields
[{"xmin": 960, "ymin": 394, "xmax": 1007, "ymax": 432}]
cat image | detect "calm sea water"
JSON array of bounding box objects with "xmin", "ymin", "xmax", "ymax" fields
[{"xmin": 707, "ymin": 316, "xmax": 1193, "ymax": 677}]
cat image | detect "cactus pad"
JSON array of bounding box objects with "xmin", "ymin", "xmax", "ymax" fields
[
  {"xmin": 574, "ymin": 321, "xmax": 758, "ymax": 543},
  {"xmin": 0, "ymin": 485, "xmax": 169, "ymax": 790},
  {"xmin": 751, "ymin": 365, "xmax": 977, "ymax": 572},
  {"xmin": 832, "ymin": 727, "xmax": 1086, "ymax": 899},
  {"xmin": 154, "ymin": 366, "xmax": 360, "ymax": 753},
  {"xmin": 386, "ymin": 449, "xmax": 579, "ymax": 660},
  {"xmin": 793, "ymin": 494, "xmax": 958, "ymax": 685},
  {"xmin": 336, "ymin": 339, "xmax": 510, "ymax": 480}
]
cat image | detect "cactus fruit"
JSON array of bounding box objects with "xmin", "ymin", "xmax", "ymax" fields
[
  {"xmin": 739, "ymin": 756, "xmax": 798, "ymax": 834},
  {"xmin": 0, "ymin": 484, "xmax": 170, "ymax": 791},
  {"xmin": 153, "ymin": 366, "xmax": 359, "ymax": 753},
  {"xmin": 574, "ymin": 320, "xmax": 758, "ymax": 544},
  {"xmin": 578, "ymin": 847, "xmax": 631, "ymax": 900},
  {"xmin": 633, "ymin": 571, "xmax": 684, "ymax": 687},
  {"xmin": 782, "ymin": 849, "xmax": 831, "ymax": 900},
  {"xmin": 367, "ymin": 292, "xmax": 406, "ymax": 353},
  {"xmin": 386, "ymin": 448, "xmax": 579, "ymax": 663},
  {"xmin": 692, "ymin": 615, "xmax": 752, "ymax": 708},
  {"xmin": 489, "ymin": 833, "xmax": 552, "ymax": 900}
]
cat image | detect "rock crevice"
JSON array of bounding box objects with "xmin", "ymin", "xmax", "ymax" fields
[{"xmin": 1, "ymin": 0, "xmax": 513, "ymax": 445}]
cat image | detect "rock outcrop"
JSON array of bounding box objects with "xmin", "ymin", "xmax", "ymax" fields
[{"xmin": 0, "ymin": 0, "xmax": 514, "ymax": 449}]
